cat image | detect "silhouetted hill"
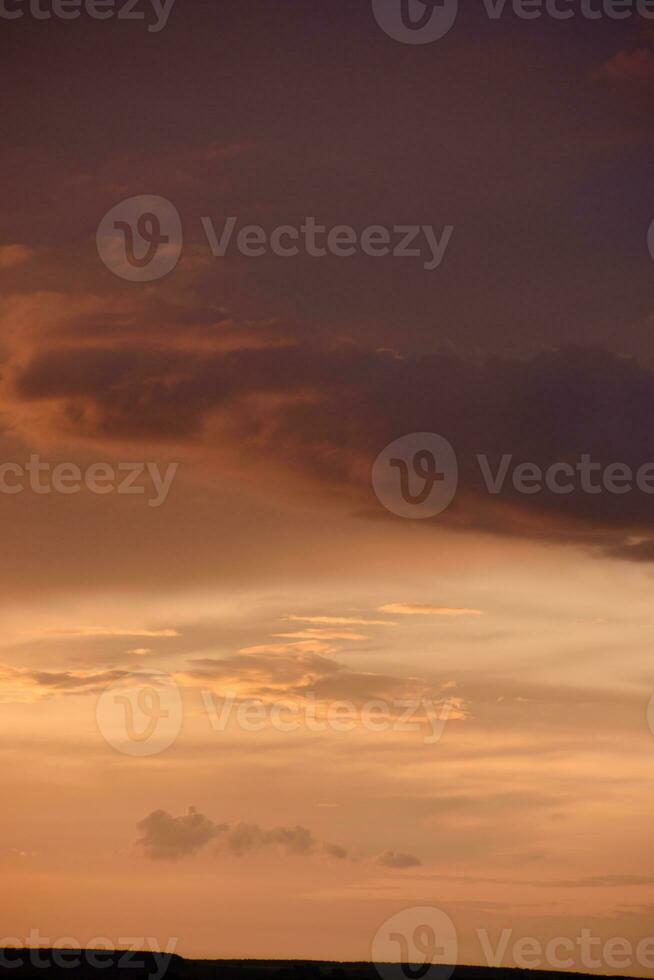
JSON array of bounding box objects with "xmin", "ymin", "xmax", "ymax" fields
[{"xmin": 0, "ymin": 952, "xmax": 640, "ymax": 980}]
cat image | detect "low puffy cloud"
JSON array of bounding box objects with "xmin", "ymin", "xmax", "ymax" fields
[
  {"xmin": 376, "ymin": 850, "xmax": 421, "ymax": 869},
  {"xmin": 136, "ymin": 808, "xmax": 418, "ymax": 867},
  {"xmin": 136, "ymin": 808, "xmax": 221, "ymax": 860},
  {"xmin": 214, "ymin": 823, "xmax": 344, "ymax": 860}
]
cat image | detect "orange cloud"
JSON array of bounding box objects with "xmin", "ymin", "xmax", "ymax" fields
[{"xmin": 378, "ymin": 604, "xmax": 483, "ymax": 617}]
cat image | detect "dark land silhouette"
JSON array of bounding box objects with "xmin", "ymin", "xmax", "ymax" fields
[{"xmin": 0, "ymin": 952, "xmax": 640, "ymax": 980}]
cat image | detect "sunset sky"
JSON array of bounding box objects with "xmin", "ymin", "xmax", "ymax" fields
[{"xmin": 2, "ymin": 1, "xmax": 654, "ymax": 973}]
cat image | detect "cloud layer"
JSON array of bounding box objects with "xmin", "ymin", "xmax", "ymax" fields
[{"xmin": 7, "ymin": 315, "xmax": 654, "ymax": 559}]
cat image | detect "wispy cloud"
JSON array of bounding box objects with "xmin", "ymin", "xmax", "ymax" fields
[
  {"xmin": 273, "ymin": 630, "xmax": 368, "ymax": 641},
  {"xmin": 285, "ymin": 615, "xmax": 396, "ymax": 626},
  {"xmin": 178, "ymin": 650, "xmax": 466, "ymax": 718},
  {"xmin": 0, "ymin": 244, "xmax": 34, "ymax": 270},
  {"xmin": 0, "ymin": 665, "xmax": 134, "ymax": 703},
  {"xmin": 378, "ymin": 604, "xmax": 483, "ymax": 617},
  {"xmin": 26, "ymin": 627, "xmax": 180, "ymax": 638}
]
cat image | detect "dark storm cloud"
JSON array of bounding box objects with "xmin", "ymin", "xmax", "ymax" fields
[
  {"xmin": 2, "ymin": 8, "xmax": 654, "ymax": 358},
  {"xmin": 604, "ymin": 540, "xmax": 654, "ymax": 562},
  {"xmin": 12, "ymin": 336, "xmax": 654, "ymax": 555}
]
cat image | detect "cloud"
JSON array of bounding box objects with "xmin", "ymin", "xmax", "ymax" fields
[
  {"xmin": 9, "ymin": 311, "xmax": 654, "ymax": 558},
  {"xmin": 427, "ymin": 872, "xmax": 654, "ymax": 889},
  {"xmin": 285, "ymin": 616, "xmax": 396, "ymax": 627},
  {"xmin": 180, "ymin": 649, "xmax": 341, "ymax": 696},
  {"xmin": 553, "ymin": 874, "xmax": 654, "ymax": 889},
  {"xmin": 0, "ymin": 665, "xmax": 135, "ymax": 703},
  {"xmin": 0, "ymin": 664, "xmax": 187, "ymax": 703},
  {"xmin": 136, "ymin": 808, "xmax": 418, "ymax": 867},
  {"xmin": 136, "ymin": 808, "xmax": 221, "ymax": 860},
  {"xmin": 603, "ymin": 540, "xmax": 654, "ymax": 563},
  {"xmin": 28, "ymin": 627, "xmax": 180, "ymax": 638},
  {"xmin": 237, "ymin": 640, "xmax": 339, "ymax": 657},
  {"xmin": 177, "ymin": 650, "xmax": 464, "ymax": 713},
  {"xmin": 214, "ymin": 823, "xmax": 343, "ymax": 860},
  {"xmin": 137, "ymin": 809, "xmax": 346, "ymax": 863},
  {"xmin": 594, "ymin": 47, "xmax": 654, "ymax": 85},
  {"xmin": 378, "ymin": 604, "xmax": 483, "ymax": 617},
  {"xmin": 273, "ymin": 630, "xmax": 369, "ymax": 641},
  {"xmin": 376, "ymin": 850, "xmax": 421, "ymax": 869},
  {"xmin": 0, "ymin": 245, "xmax": 34, "ymax": 270}
]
